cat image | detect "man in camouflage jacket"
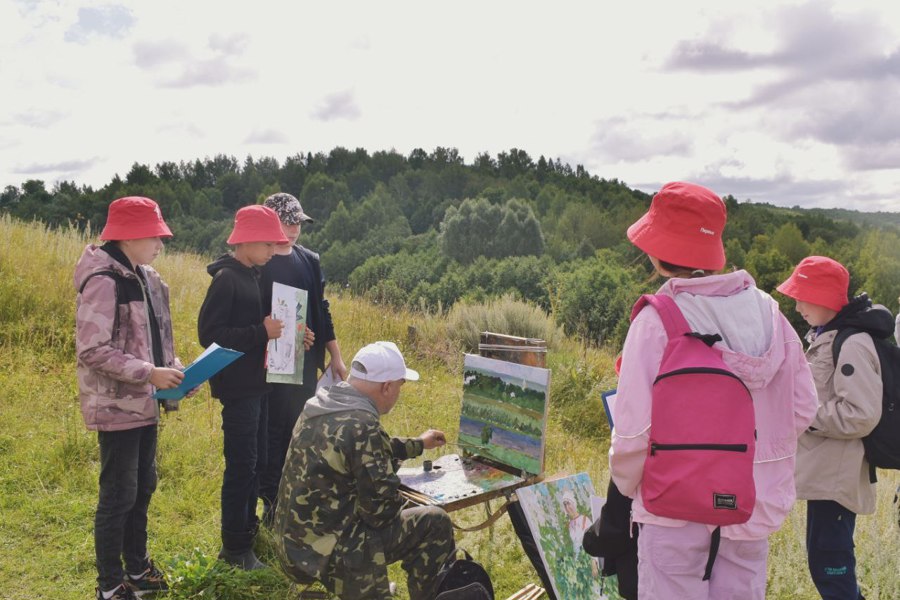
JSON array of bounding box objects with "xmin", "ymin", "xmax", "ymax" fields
[{"xmin": 274, "ymin": 341, "xmax": 454, "ymax": 599}]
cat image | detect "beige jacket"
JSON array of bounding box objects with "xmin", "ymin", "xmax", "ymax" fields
[{"xmin": 795, "ymin": 329, "xmax": 882, "ymax": 514}]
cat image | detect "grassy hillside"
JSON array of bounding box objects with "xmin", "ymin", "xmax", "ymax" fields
[{"xmin": 0, "ymin": 215, "xmax": 898, "ymax": 600}]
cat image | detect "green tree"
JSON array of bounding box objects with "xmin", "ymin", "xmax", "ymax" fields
[
  {"xmin": 440, "ymin": 197, "xmax": 544, "ymax": 264},
  {"xmin": 771, "ymin": 222, "xmax": 810, "ymax": 264}
]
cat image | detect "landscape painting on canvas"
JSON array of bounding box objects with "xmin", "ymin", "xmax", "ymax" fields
[
  {"xmin": 516, "ymin": 473, "xmax": 618, "ymax": 600},
  {"xmin": 459, "ymin": 354, "xmax": 550, "ymax": 475}
]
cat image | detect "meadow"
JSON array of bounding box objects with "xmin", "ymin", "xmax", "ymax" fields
[{"xmin": 0, "ymin": 214, "xmax": 898, "ymax": 599}]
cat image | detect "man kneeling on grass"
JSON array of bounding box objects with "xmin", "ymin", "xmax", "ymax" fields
[{"xmin": 273, "ymin": 341, "xmax": 455, "ymax": 599}]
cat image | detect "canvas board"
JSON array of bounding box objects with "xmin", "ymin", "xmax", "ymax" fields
[
  {"xmin": 459, "ymin": 353, "xmax": 550, "ymax": 475},
  {"xmin": 516, "ymin": 473, "xmax": 621, "ymax": 600},
  {"xmin": 266, "ymin": 282, "xmax": 308, "ymax": 384}
]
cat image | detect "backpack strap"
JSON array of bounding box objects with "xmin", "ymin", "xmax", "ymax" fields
[
  {"xmin": 830, "ymin": 327, "xmax": 880, "ymax": 484},
  {"xmin": 830, "ymin": 327, "xmax": 864, "ymax": 367},
  {"xmin": 78, "ymin": 270, "xmax": 126, "ymax": 339},
  {"xmin": 631, "ymin": 294, "xmax": 692, "ymax": 340},
  {"xmin": 702, "ymin": 526, "xmax": 721, "ymax": 581}
]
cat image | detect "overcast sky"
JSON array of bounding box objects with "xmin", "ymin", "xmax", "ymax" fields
[{"xmin": 2, "ymin": 0, "xmax": 899, "ymax": 211}]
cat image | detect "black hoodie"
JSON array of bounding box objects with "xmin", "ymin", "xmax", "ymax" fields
[
  {"xmin": 821, "ymin": 293, "xmax": 895, "ymax": 341},
  {"xmin": 198, "ymin": 254, "xmax": 270, "ymax": 400}
]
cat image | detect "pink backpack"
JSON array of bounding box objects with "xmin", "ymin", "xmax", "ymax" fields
[{"xmin": 632, "ymin": 294, "xmax": 756, "ymax": 527}]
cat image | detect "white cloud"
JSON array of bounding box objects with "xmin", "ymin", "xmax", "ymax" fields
[{"xmin": 1, "ymin": 0, "xmax": 899, "ymax": 211}]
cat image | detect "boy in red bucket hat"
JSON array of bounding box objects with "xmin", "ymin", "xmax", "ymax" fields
[
  {"xmin": 197, "ymin": 204, "xmax": 289, "ymax": 570},
  {"xmin": 609, "ymin": 182, "xmax": 817, "ymax": 600},
  {"xmin": 74, "ymin": 196, "xmax": 186, "ymax": 600},
  {"xmin": 777, "ymin": 256, "xmax": 893, "ymax": 600}
]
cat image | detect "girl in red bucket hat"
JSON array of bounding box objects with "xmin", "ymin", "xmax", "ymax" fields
[
  {"xmin": 777, "ymin": 256, "xmax": 894, "ymax": 600},
  {"xmin": 74, "ymin": 196, "xmax": 187, "ymax": 599},
  {"xmin": 609, "ymin": 182, "xmax": 818, "ymax": 600},
  {"xmin": 197, "ymin": 204, "xmax": 288, "ymax": 570}
]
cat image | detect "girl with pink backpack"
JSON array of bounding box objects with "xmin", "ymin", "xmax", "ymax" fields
[{"xmin": 608, "ymin": 182, "xmax": 818, "ymax": 599}]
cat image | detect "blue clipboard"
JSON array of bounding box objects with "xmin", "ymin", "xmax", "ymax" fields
[
  {"xmin": 601, "ymin": 388, "xmax": 617, "ymax": 430},
  {"xmin": 154, "ymin": 343, "xmax": 243, "ymax": 401}
]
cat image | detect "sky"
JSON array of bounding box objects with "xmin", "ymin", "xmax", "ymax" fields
[{"xmin": 2, "ymin": 0, "xmax": 899, "ymax": 211}]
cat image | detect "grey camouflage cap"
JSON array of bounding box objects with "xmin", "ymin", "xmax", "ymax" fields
[{"xmin": 263, "ymin": 192, "xmax": 314, "ymax": 224}]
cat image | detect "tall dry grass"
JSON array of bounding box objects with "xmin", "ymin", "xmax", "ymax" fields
[{"xmin": 0, "ymin": 214, "xmax": 897, "ymax": 599}]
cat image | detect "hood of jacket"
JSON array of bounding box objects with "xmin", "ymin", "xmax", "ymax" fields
[
  {"xmin": 73, "ymin": 243, "xmax": 136, "ymax": 291},
  {"xmin": 302, "ymin": 381, "xmax": 380, "ymax": 420},
  {"xmin": 657, "ymin": 269, "xmax": 794, "ymax": 392},
  {"xmin": 820, "ymin": 293, "xmax": 895, "ymax": 340},
  {"xmin": 206, "ymin": 253, "xmax": 257, "ymax": 278}
]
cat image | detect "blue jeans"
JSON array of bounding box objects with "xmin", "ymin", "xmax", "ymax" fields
[
  {"xmin": 95, "ymin": 425, "xmax": 157, "ymax": 590},
  {"xmin": 807, "ymin": 500, "xmax": 864, "ymax": 600},
  {"xmin": 220, "ymin": 394, "xmax": 267, "ymax": 550}
]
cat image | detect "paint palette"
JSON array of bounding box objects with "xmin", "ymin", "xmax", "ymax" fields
[{"xmin": 399, "ymin": 453, "xmax": 526, "ymax": 508}]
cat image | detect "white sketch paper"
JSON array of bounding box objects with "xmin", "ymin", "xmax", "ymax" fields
[{"xmin": 266, "ymin": 282, "xmax": 308, "ymax": 384}]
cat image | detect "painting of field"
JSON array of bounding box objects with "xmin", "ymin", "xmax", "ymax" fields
[{"xmin": 459, "ymin": 354, "xmax": 550, "ymax": 474}]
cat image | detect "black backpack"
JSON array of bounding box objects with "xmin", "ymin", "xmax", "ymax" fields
[
  {"xmin": 832, "ymin": 327, "xmax": 900, "ymax": 480},
  {"xmin": 433, "ymin": 549, "xmax": 493, "ymax": 600}
]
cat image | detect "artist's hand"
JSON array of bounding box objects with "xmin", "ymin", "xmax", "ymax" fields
[
  {"xmin": 419, "ymin": 429, "xmax": 446, "ymax": 450},
  {"xmin": 150, "ymin": 367, "xmax": 184, "ymax": 390},
  {"xmin": 303, "ymin": 326, "xmax": 315, "ymax": 351},
  {"xmin": 184, "ymin": 386, "xmax": 201, "ymax": 398},
  {"xmin": 264, "ymin": 316, "xmax": 284, "ymax": 340}
]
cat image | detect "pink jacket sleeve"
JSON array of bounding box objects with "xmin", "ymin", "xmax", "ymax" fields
[
  {"xmin": 609, "ymin": 307, "xmax": 667, "ymax": 498},
  {"xmin": 783, "ymin": 319, "xmax": 818, "ymax": 437}
]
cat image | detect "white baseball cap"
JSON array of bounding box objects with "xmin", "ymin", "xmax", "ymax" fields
[{"xmin": 350, "ymin": 341, "xmax": 420, "ymax": 382}]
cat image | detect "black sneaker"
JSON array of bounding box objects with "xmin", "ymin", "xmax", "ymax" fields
[
  {"xmin": 125, "ymin": 561, "xmax": 169, "ymax": 595},
  {"xmin": 95, "ymin": 584, "xmax": 138, "ymax": 600}
]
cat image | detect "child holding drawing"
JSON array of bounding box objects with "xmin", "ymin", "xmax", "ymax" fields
[
  {"xmin": 75, "ymin": 196, "xmax": 184, "ymax": 600},
  {"xmin": 197, "ymin": 204, "xmax": 288, "ymax": 570},
  {"xmin": 257, "ymin": 192, "xmax": 346, "ymax": 525},
  {"xmin": 608, "ymin": 182, "xmax": 817, "ymax": 599}
]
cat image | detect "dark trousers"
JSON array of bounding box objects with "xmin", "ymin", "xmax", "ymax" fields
[
  {"xmin": 807, "ymin": 500, "xmax": 864, "ymax": 600},
  {"xmin": 95, "ymin": 425, "xmax": 157, "ymax": 591},
  {"xmin": 259, "ymin": 379, "xmax": 316, "ymax": 511},
  {"xmin": 220, "ymin": 394, "xmax": 267, "ymax": 550}
]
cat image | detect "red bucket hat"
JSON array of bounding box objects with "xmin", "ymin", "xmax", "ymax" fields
[
  {"xmin": 627, "ymin": 182, "xmax": 727, "ymax": 271},
  {"xmin": 99, "ymin": 197, "xmax": 173, "ymax": 241},
  {"xmin": 226, "ymin": 205, "xmax": 290, "ymax": 245},
  {"xmin": 776, "ymin": 256, "xmax": 849, "ymax": 312}
]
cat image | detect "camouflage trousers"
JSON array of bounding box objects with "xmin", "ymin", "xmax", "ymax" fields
[{"xmin": 323, "ymin": 506, "xmax": 455, "ymax": 600}]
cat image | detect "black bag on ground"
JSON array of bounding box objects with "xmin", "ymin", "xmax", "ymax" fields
[
  {"xmin": 433, "ymin": 549, "xmax": 494, "ymax": 600},
  {"xmin": 582, "ymin": 479, "xmax": 639, "ymax": 600}
]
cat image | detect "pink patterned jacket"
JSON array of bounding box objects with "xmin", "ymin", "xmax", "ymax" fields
[{"xmin": 74, "ymin": 244, "xmax": 179, "ymax": 431}]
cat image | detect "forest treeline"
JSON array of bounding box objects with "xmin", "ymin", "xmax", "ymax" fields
[{"xmin": 3, "ymin": 146, "xmax": 899, "ymax": 346}]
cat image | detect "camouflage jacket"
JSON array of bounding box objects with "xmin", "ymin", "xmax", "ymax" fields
[
  {"xmin": 74, "ymin": 244, "xmax": 179, "ymax": 431},
  {"xmin": 274, "ymin": 382, "xmax": 423, "ymax": 580}
]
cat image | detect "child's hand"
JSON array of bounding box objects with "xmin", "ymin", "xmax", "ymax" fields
[
  {"xmin": 303, "ymin": 327, "xmax": 315, "ymax": 351},
  {"xmin": 264, "ymin": 316, "xmax": 284, "ymax": 340},
  {"xmin": 150, "ymin": 367, "xmax": 185, "ymax": 390}
]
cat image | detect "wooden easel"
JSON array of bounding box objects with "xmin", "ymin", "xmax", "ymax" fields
[{"xmin": 399, "ymin": 332, "xmax": 549, "ymax": 530}]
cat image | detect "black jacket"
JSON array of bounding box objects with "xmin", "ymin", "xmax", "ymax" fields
[{"xmin": 198, "ymin": 254, "xmax": 270, "ymax": 400}]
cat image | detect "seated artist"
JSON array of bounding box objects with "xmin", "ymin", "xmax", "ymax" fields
[{"xmin": 273, "ymin": 341, "xmax": 455, "ymax": 600}]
